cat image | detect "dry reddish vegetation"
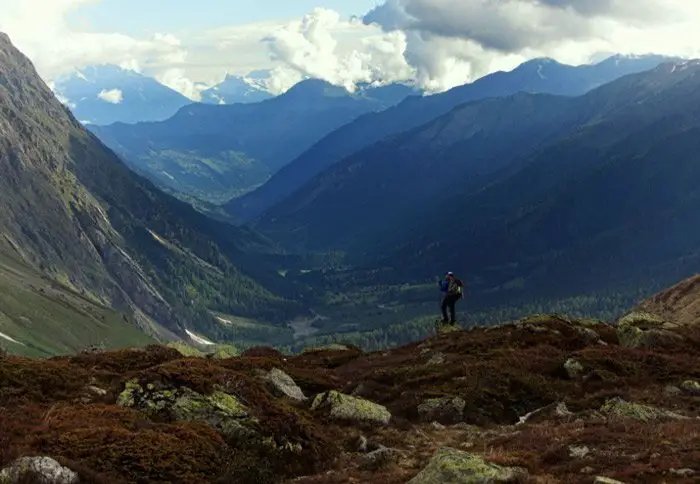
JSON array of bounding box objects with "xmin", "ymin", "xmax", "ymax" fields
[{"xmin": 0, "ymin": 317, "xmax": 698, "ymax": 483}]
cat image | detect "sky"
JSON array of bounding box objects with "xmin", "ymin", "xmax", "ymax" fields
[{"xmin": 2, "ymin": 0, "xmax": 700, "ymax": 100}]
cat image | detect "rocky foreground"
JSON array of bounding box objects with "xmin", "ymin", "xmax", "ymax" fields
[{"xmin": 0, "ymin": 311, "xmax": 698, "ymax": 483}]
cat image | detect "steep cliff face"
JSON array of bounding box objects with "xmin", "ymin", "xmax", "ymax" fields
[{"xmin": 0, "ymin": 32, "xmax": 301, "ymax": 343}]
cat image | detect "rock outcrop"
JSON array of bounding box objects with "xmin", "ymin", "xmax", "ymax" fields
[
  {"xmin": 117, "ymin": 380, "xmax": 258, "ymax": 442},
  {"xmin": 311, "ymin": 390, "xmax": 391, "ymax": 425},
  {"xmin": 616, "ymin": 311, "xmax": 683, "ymax": 349},
  {"xmin": 407, "ymin": 447, "xmax": 526, "ymax": 483},
  {"xmin": 0, "ymin": 457, "xmax": 78, "ymax": 484}
]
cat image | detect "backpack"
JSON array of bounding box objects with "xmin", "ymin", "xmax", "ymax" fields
[{"xmin": 449, "ymin": 278, "xmax": 464, "ymax": 297}]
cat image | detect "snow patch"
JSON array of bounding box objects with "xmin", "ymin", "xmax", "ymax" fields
[
  {"xmin": 216, "ymin": 316, "xmax": 233, "ymax": 325},
  {"xmin": 0, "ymin": 331, "xmax": 24, "ymax": 346},
  {"xmin": 185, "ymin": 329, "xmax": 215, "ymax": 346},
  {"xmin": 161, "ymin": 171, "xmax": 175, "ymax": 181},
  {"xmin": 537, "ymin": 64, "xmax": 546, "ymax": 80},
  {"xmin": 148, "ymin": 230, "xmax": 168, "ymax": 246}
]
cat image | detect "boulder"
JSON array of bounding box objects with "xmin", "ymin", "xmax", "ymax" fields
[
  {"xmin": 594, "ymin": 477, "xmax": 627, "ymax": 484},
  {"xmin": 264, "ymin": 368, "xmax": 307, "ymax": 402},
  {"xmin": 616, "ymin": 311, "xmax": 682, "ymax": 349},
  {"xmin": 407, "ymin": 447, "xmax": 526, "ymax": 484},
  {"xmin": 417, "ymin": 397, "xmax": 466, "ymax": 424},
  {"xmin": 360, "ymin": 447, "xmax": 402, "ymax": 470},
  {"xmin": 117, "ymin": 380, "xmax": 258, "ymax": 442},
  {"xmin": 680, "ymin": 380, "xmax": 700, "ymax": 396},
  {"xmin": 564, "ymin": 358, "xmax": 585, "ymax": 379},
  {"xmin": 0, "ymin": 456, "xmax": 78, "ymax": 484},
  {"xmin": 310, "ymin": 390, "xmax": 391, "ymax": 425},
  {"xmin": 600, "ymin": 397, "xmax": 688, "ymax": 422}
]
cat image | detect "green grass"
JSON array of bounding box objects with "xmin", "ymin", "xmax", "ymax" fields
[{"xmin": 0, "ymin": 251, "xmax": 156, "ymax": 358}]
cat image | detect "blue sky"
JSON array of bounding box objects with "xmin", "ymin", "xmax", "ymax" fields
[{"xmin": 68, "ymin": 0, "xmax": 380, "ymax": 35}]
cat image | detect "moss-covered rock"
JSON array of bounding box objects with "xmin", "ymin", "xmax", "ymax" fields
[
  {"xmin": 417, "ymin": 396, "xmax": 466, "ymax": 424},
  {"xmin": 117, "ymin": 379, "xmax": 258, "ymax": 442},
  {"xmin": 310, "ymin": 390, "xmax": 391, "ymax": 425},
  {"xmin": 616, "ymin": 311, "xmax": 682, "ymax": 349},
  {"xmin": 600, "ymin": 397, "xmax": 688, "ymax": 422},
  {"xmin": 680, "ymin": 380, "xmax": 700, "ymax": 396},
  {"xmin": 564, "ymin": 358, "xmax": 585, "ymax": 379},
  {"xmin": 0, "ymin": 456, "xmax": 78, "ymax": 484},
  {"xmin": 407, "ymin": 447, "xmax": 527, "ymax": 483}
]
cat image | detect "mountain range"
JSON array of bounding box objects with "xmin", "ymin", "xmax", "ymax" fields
[
  {"xmin": 199, "ymin": 70, "xmax": 275, "ymax": 105},
  {"xmin": 230, "ymin": 54, "xmax": 674, "ymax": 221},
  {"xmin": 89, "ymin": 80, "xmax": 420, "ymax": 205},
  {"xmin": 51, "ymin": 64, "xmax": 193, "ymax": 125},
  {"xmin": 255, "ymin": 59, "xmax": 700, "ymax": 309},
  {"xmin": 0, "ymin": 32, "xmax": 306, "ymax": 355}
]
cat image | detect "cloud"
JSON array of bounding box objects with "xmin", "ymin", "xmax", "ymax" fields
[
  {"xmin": 261, "ymin": 8, "xmax": 415, "ymax": 93},
  {"xmin": 97, "ymin": 88, "xmax": 123, "ymax": 104},
  {"xmin": 0, "ymin": 0, "xmax": 189, "ymax": 89},
  {"xmin": 156, "ymin": 68, "xmax": 207, "ymax": 101},
  {"xmin": 360, "ymin": 0, "xmax": 700, "ymax": 92},
  {"xmin": 4, "ymin": 0, "xmax": 700, "ymax": 101}
]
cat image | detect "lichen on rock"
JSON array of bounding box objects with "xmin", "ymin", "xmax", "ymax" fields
[
  {"xmin": 310, "ymin": 390, "xmax": 391, "ymax": 425},
  {"xmin": 407, "ymin": 447, "xmax": 527, "ymax": 483},
  {"xmin": 264, "ymin": 368, "xmax": 307, "ymax": 401},
  {"xmin": 564, "ymin": 358, "xmax": 585, "ymax": 379},
  {"xmin": 600, "ymin": 397, "xmax": 688, "ymax": 422},
  {"xmin": 616, "ymin": 311, "xmax": 682, "ymax": 349},
  {"xmin": 117, "ymin": 379, "xmax": 258, "ymax": 442},
  {"xmin": 0, "ymin": 456, "xmax": 78, "ymax": 484},
  {"xmin": 680, "ymin": 380, "xmax": 700, "ymax": 396}
]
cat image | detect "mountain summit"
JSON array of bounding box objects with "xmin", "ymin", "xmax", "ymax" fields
[
  {"xmin": 51, "ymin": 64, "xmax": 192, "ymax": 125},
  {"xmin": 0, "ymin": 32, "xmax": 301, "ymax": 349}
]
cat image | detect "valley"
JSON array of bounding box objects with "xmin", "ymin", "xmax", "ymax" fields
[{"xmin": 2, "ymin": 3, "xmax": 700, "ymax": 482}]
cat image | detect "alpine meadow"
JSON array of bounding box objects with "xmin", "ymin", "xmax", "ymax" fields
[{"xmin": 1, "ymin": 1, "xmax": 700, "ymax": 482}]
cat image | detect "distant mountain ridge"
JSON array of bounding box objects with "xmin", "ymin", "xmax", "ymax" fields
[
  {"xmin": 200, "ymin": 71, "xmax": 274, "ymax": 105},
  {"xmin": 90, "ymin": 79, "xmax": 420, "ymax": 206},
  {"xmin": 51, "ymin": 64, "xmax": 193, "ymax": 125},
  {"xmin": 229, "ymin": 54, "xmax": 676, "ymax": 221},
  {"xmin": 255, "ymin": 59, "xmax": 700, "ymax": 307}
]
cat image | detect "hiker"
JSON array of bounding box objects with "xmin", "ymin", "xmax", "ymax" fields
[{"xmin": 439, "ymin": 271, "xmax": 464, "ymax": 325}]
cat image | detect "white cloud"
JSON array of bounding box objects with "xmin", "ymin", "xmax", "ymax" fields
[
  {"xmin": 363, "ymin": 0, "xmax": 700, "ymax": 91},
  {"xmin": 97, "ymin": 88, "xmax": 123, "ymax": 104},
  {"xmin": 3, "ymin": 0, "xmax": 700, "ymax": 100},
  {"xmin": 156, "ymin": 68, "xmax": 206, "ymax": 101},
  {"xmin": 260, "ymin": 8, "xmax": 415, "ymax": 93},
  {"xmin": 0, "ymin": 0, "xmax": 189, "ymax": 90}
]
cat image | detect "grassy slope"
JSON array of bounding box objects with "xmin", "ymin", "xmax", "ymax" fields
[{"xmin": 0, "ymin": 250, "xmax": 155, "ymax": 358}]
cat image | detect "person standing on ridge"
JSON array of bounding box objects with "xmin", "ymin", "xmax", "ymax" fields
[{"xmin": 439, "ymin": 271, "xmax": 464, "ymax": 326}]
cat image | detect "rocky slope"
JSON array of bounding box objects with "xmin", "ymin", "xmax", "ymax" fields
[
  {"xmin": 0, "ymin": 32, "xmax": 303, "ymax": 347},
  {"xmin": 637, "ymin": 275, "xmax": 700, "ymax": 326},
  {"xmin": 0, "ymin": 310, "xmax": 697, "ymax": 483}
]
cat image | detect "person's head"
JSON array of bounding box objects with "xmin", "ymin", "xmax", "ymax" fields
[{"xmin": 446, "ymin": 271, "xmax": 454, "ymax": 280}]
